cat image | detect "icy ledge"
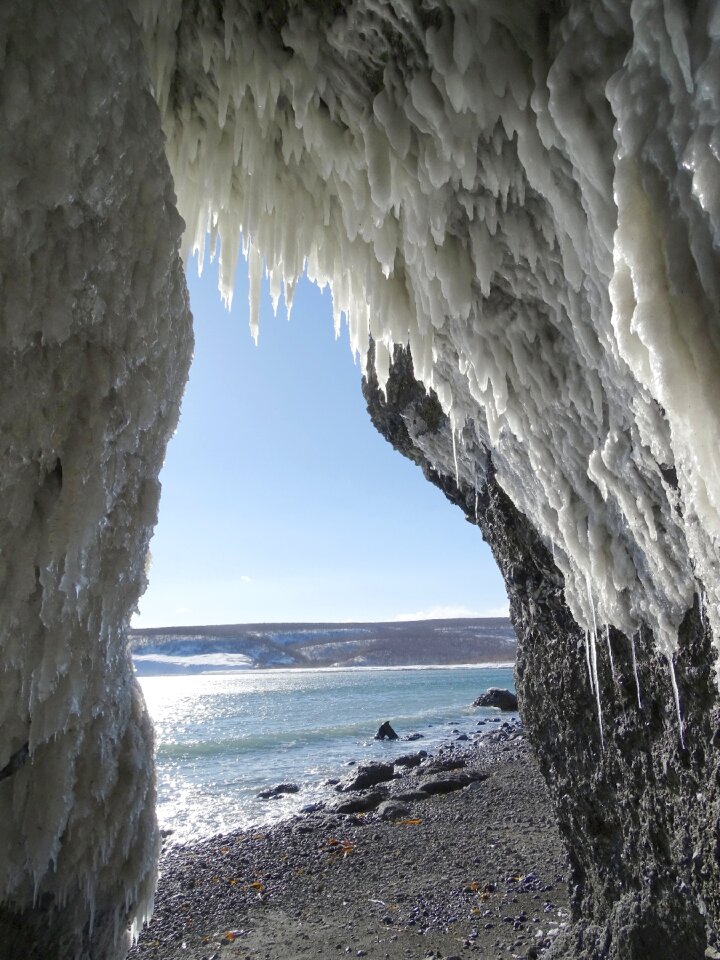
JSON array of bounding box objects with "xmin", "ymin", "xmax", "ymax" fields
[{"xmin": 135, "ymin": 0, "xmax": 720, "ymax": 671}]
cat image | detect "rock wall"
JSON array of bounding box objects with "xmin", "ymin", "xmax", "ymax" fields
[
  {"xmin": 0, "ymin": 1, "xmax": 192, "ymax": 957},
  {"xmin": 364, "ymin": 344, "xmax": 720, "ymax": 959}
]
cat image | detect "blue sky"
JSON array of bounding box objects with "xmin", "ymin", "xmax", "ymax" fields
[{"xmin": 132, "ymin": 252, "xmax": 508, "ymax": 627}]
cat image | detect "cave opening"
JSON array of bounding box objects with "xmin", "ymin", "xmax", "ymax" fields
[{"xmin": 133, "ymin": 249, "xmax": 509, "ymax": 630}]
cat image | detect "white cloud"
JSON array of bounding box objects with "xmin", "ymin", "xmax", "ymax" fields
[
  {"xmin": 391, "ymin": 603, "xmax": 509, "ymax": 622},
  {"xmin": 239, "ymin": 575, "xmax": 252, "ymax": 583}
]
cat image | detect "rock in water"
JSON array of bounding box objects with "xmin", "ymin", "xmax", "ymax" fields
[
  {"xmin": 257, "ymin": 783, "xmax": 300, "ymax": 800},
  {"xmin": 474, "ymin": 689, "xmax": 518, "ymax": 712},
  {"xmin": 374, "ymin": 721, "xmax": 399, "ymax": 741}
]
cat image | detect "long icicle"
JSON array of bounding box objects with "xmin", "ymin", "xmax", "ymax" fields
[
  {"xmin": 668, "ymin": 656, "xmax": 685, "ymax": 749},
  {"xmin": 605, "ymin": 623, "xmax": 617, "ymax": 682},
  {"xmin": 587, "ymin": 581, "xmax": 604, "ymax": 751},
  {"xmin": 584, "ymin": 629, "xmax": 594, "ymax": 693},
  {"xmin": 631, "ymin": 633, "xmax": 642, "ymax": 709}
]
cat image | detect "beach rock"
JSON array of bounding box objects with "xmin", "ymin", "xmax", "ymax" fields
[
  {"xmin": 257, "ymin": 783, "xmax": 300, "ymax": 800},
  {"xmin": 376, "ymin": 800, "xmax": 411, "ymax": 821},
  {"xmin": 395, "ymin": 790, "xmax": 430, "ymax": 802},
  {"xmin": 473, "ymin": 689, "xmax": 518, "ymax": 711},
  {"xmin": 420, "ymin": 757, "xmax": 467, "ymax": 775},
  {"xmin": 331, "ymin": 789, "xmax": 387, "ymax": 814},
  {"xmin": 342, "ymin": 762, "xmax": 395, "ymax": 792},
  {"xmin": 419, "ymin": 775, "xmax": 472, "ymax": 795},
  {"xmin": 401, "ymin": 732, "xmax": 424, "ymax": 741},
  {"xmin": 394, "ymin": 751, "xmax": 427, "ymax": 769},
  {"xmin": 374, "ymin": 721, "xmax": 398, "ymax": 741}
]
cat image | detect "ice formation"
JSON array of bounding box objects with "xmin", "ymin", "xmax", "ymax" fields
[
  {"xmin": 134, "ymin": 0, "xmax": 720, "ymax": 670},
  {"xmin": 0, "ymin": 0, "xmax": 192, "ymax": 954}
]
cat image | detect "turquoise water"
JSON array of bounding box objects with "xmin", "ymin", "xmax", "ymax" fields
[{"xmin": 139, "ymin": 664, "xmax": 515, "ymax": 844}]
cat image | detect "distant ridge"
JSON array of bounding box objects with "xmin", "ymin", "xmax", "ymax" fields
[{"xmin": 129, "ymin": 617, "xmax": 516, "ymax": 675}]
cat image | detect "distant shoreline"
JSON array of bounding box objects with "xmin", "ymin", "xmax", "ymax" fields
[
  {"xmin": 130, "ymin": 615, "xmax": 517, "ymax": 673},
  {"xmin": 135, "ymin": 660, "xmax": 516, "ymax": 678}
]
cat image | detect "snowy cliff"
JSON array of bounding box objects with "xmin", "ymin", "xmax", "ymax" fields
[{"xmin": 1, "ymin": 0, "xmax": 719, "ymax": 958}]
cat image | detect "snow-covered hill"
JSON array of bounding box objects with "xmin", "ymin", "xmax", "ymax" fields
[{"xmin": 129, "ymin": 617, "xmax": 516, "ymax": 674}]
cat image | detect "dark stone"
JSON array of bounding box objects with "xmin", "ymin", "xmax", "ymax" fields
[
  {"xmin": 474, "ymin": 688, "xmax": 518, "ymax": 711},
  {"xmin": 419, "ymin": 772, "xmax": 487, "ymax": 795},
  {"xmin": 363, "ymin": 343, "xmax": 716, "ymax": 959},
  {"xmin": 395, "ymin": 790, "xmax": 431, "ymax": 802},
  {"xmin": 420, "ymin": 757, "xmax": 467, "ymax": 775},
  {"xmin": 256, "ymin": 782, "xmax": 300, "ymax": 800},
  {"xmin": 419, "ymin": 776, "xmax": 470, "ymax": 795},
  {"xmin": 394, "ymin": 751, "xmax": 428, "ymax": 768},
  {"xmin": 341, "ymin": 762, "xmax": 395, "ymax": 792},
  {"xmin": 401, "ymin": 732, "xmax": 424, "ymax": 741},
  {"xmin": 375, "ymin": 721, "xmax": 399, "ymax": 740},
  {"xmin": 331, "ymin": 789, "xmax": 388, "ymax": 814},
  {"xmin": 376, "ymin": 799, "xmax": 411, "ymax": 821}
]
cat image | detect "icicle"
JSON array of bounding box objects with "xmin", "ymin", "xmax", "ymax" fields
[
  {"xmin": 586, "ymin": 580, "xmax": 604, "ymax": 750},
  {"xmin": 474, "ymin": 486, "xmax": 479, "ymax": 522},
  {"xmin": 630, "ymin": 633, "xmax": 642, "ymax": 709},
  {"xmin": 451, "ymin": 421, "xmax": 460, "ymax": 489},
  {"xmin": 605, "ymin": 624, "xmax": 617, "ymax": 682},
  {"xmin": 584, "ymin": 629, "xmax": 594, "ymax": 693},
  {"xmin": 668, "ymin": 656, "xmax": 685, "ymax": 749}
]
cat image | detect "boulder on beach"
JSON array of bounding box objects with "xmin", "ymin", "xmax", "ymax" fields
[
  {"xmin": 473, "ymin": 688, "xmax": 518, "ymax": 711},
  {"xmin": 331, "ymin": 788, "xmax": 388, "ymax": 814},
  {"xmin": 374, "ymin": 720, "xmax": 399, "ymax": 740},
  {"xmin": 393, "ymin": 750, "xmax": 427, "ymax": 769},
  {"xmin": 401, "ymin": 732, "xmax": 424, "ymax": 741},
  {"xmin": 376, "ymin": 799, "xmax": 411, "ymax": 821},
  {"xmin": 342, "ymin": 762, "xmax": 395, "ymax": 792}
]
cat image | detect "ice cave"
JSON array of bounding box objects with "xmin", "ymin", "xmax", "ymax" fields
[{"xmin": 1, "ymin": 0, "xmax": 719, "ymax": 957}]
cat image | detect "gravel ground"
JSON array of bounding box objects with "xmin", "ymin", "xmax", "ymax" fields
[{"xmin": 129, "ymin": 722, "xmax": 569, "ymax": 960}]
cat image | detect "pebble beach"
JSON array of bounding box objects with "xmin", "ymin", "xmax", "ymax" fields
[{"xmin": 129, "ymin": 721, "xmax": 568, "ymax": 960}]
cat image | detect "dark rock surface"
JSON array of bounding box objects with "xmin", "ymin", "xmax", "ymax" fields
[
  {"xmin": 393, "ymin": 750, "xmax": 427, "ymax": 768},
  {"xmin": 363, "ymin": 343, "xmax": 720, "ymax": 959},
  {"xmin": 374, "ymin": 721, "xmax": 399, "ymax": 740},
  {"xmin": 341, "ymin": 762, "xmax": 395, "ymax": 792},
  {"xmin": 474, "ymin": 688, "xmax": 518, "ymax": 711},
  {"xmin": 256, "ymin": 783, "xmax": 300, "ymax": 800}
]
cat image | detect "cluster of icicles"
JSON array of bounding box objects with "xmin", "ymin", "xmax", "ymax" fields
[{"xmin": 134, "ymin": 0, "xmax": 720, "ymax": 744}]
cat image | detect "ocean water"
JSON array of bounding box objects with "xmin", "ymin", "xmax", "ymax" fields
[{"xmin": 138, "ymin": 664, "xmax": 515, "ymax": 845}]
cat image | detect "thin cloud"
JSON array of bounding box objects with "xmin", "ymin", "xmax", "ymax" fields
[{"xmin": 239, "ymin": 575, "xmax": 252, "ymax": 583}]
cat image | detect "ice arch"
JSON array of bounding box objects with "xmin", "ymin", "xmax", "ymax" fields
[{"xmin": 0, "ymin": 0, "xmax": 719, "ymax": 958}]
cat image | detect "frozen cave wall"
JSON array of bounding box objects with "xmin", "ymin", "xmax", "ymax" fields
[
  {"xmin": 0, "ymin": 1, "xmax": 192, "ymax": 958},
  {"xmin": 364, "ymin": 343, "xmax": 720, "ymax": 959}
]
